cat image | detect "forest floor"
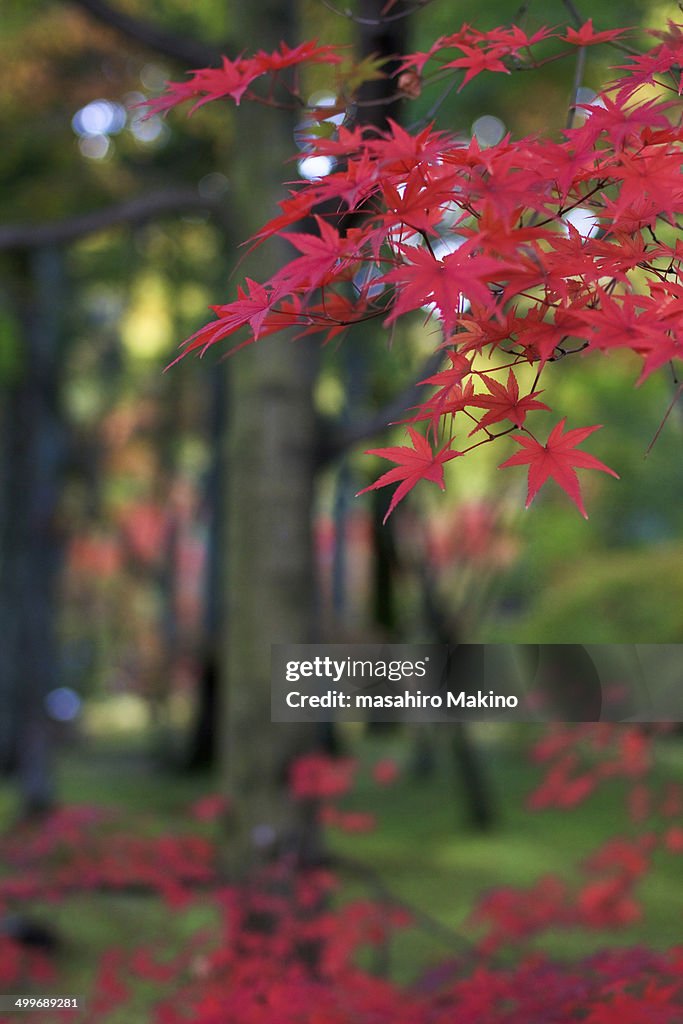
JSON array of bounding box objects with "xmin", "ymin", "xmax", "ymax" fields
[{"xmin": 0, "ymin": 723, "xmax": 681, "ymax": 1018}]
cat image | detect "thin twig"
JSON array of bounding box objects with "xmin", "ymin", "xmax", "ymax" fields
[{"xmin": 645, "ymin": 381, "xmax": 683, "ymax": 457}]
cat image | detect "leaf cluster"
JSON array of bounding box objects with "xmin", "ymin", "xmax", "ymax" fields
[{"xmin": 154, "ymin": 18, "xmax": 683, "ymax": 518}]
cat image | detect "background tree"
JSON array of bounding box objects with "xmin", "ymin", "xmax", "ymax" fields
[{"xmin": 0, "ymin": 0, "xmax": 227, "ymax": 810}]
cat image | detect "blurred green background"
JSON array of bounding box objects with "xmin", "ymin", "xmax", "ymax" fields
[{"xmin": 1, "ymin": 0, "xmax": 682, "ymax": 1017}]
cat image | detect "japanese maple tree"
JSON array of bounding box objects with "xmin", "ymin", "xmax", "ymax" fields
[{"xmin": 149, "ymin": 15, "xmax": 683, "ymax": 520}]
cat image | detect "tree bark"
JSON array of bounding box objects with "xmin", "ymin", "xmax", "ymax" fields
[
  {"xmin": 0, "ymin": 248, "xmax": 69, "ymax": 814},
  {"xmin": 219, "ymin": 0, "xmax": 321, "ymax": 873}
]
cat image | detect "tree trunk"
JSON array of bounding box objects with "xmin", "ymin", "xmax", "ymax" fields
[
  {"xmin": 0, "ymin": 247, "xmax": 69, "ymax": 815},
  {"xmin": 219, "ymin": 0, "xmax": 321, "ymax": 872}
]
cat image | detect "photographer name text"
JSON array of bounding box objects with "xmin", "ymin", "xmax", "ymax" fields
[{"xmin": 285, "ymin": 690, "xmax": 519, "ymax": 710}]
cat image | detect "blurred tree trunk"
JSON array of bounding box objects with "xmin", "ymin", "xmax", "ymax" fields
[
  {"xmin": 356, "ymin": 0, "xmax": 406, "ymax": 127},
  {"xmin": 219, "ymin": 0, "xmax": 321, "ymax": 872},
  {"xmin": 218, "ymin": 0, "xmax": 420, "ymax": 868},
  {"xmin": 421, "ymin": 577, "xmax": 496, "ymax": 830},
  {"xmin": 184, "ymin": 369, "xmax": 226, "ymax": 771},
  {"xmin": 0, "ymin": 247, "xmax": 68, "ymax": 814}
]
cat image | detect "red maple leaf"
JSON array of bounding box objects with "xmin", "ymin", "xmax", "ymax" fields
[
  {"xmin": 562, "ymin": 20, "xmax": 629, "ymax": 47},
  {"xmin": 499, "ymin": 418, "xmax": 619, "ymax": 517},
  {"xmin": 171, "ymin": 278, "xmax": 293, "ymax": 363},
  {"xmin": 274, "ymin": 217, "xmax": 359, "ymax": 295},
  {"xmin": 610, "ymin": 45, "xmax": 683, "ymax": 102},
  {"xmin": 574, "ymin": 293, "xmax": 656, "ymax": 355},
  {"xmin": 609, "ymin": 146, "xmax": 683, "ymax": 225},
  {"xmin": 248, "ymin": 188, "xmax": 319, "ymax": 246},
  {"xmin": 144, "ymin": 57, "xmax": 262, "ymax": 117},
  {"xmin": 357, "ymin": 427, "xmax": 461, "ymax": 522},
  {"xmin": 418, "ymin": 351, "xmax": 471, "ymax": 397},
  {"xmin": 144, "ymin": 40, "xmax": 341, "ymax": 117},
  {"xmin": 404, "ymin": 377, "xmax": 476, "ymax": 433},
  {"xmin": 251, "ymin": 39, "xmax": 342, "ymax": 73},
  {"xmin": 469, "ymin": 369, "xmax": 550, "ymax": 433},
  {"xmin": 380, "ymin": 166, "xmax": 458, "ymax": 237},
  {"xmin": 382, "ymin": 243, "xmax": 505, "ymax": 335},
  {"xmin": 443, "ymin": 44, "xmax": 512, "ymax": 90},
  {"xmin": 575, "ymin": 94, "xmax": 672, "ymax": 149},
  {"xmin": 370, "ymin": 119, "xmax": 450, "ymax": 174}
]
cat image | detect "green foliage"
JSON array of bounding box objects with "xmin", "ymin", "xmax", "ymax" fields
[
  {"xmin": 481, "ymin": 354, "xmax": 683, "ymax": 643},
  {"xmin": 491, "ymin": 542, "xmax": 683, "ymax": 642}
]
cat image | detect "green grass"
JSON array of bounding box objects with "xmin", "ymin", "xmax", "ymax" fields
[{"xmin": 328, "ymin": 728, "xmax": 683, "ymax": 978}]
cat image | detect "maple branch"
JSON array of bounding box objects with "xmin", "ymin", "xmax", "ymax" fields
[
  {"xmin": 0, "ymin": 188, "xmax": 224, "ymax": 251},
  {"xmin": 68, "ymin": 0, "xmax": 225, "ymax": 66},
  {"xmin": 462, "ymin": 425, "xmax": 516, "ymax": 454},
  {"xmin": 317, "ymin": 350, "xmax": 444, "ymax": 465}
]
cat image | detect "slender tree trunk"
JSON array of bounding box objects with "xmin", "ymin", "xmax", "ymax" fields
[
  {"xmin": 0, "ymin": 247, "xmax": 68, "ymax": 814},
  {"xmin": 184, "ymin": 368, "xmax": 227, "ymax": 771}
]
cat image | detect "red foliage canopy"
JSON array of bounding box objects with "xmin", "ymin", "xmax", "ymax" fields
[{"xmin": 150, "ymin": 19, "xmax": 683, "ymax": 518}]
